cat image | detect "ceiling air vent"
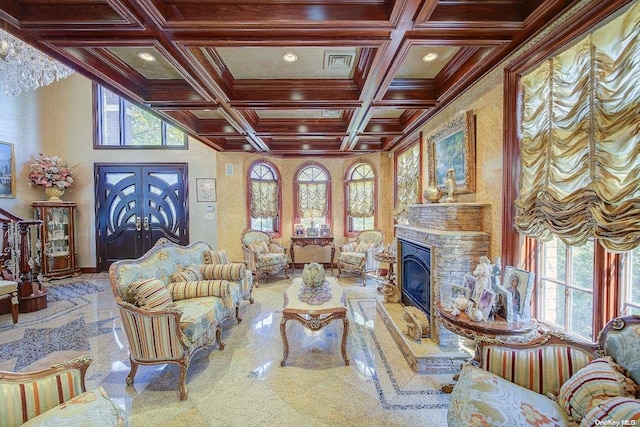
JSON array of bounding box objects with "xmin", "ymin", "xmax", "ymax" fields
[{"xmin": 323, "ymin": 50, "xmax": 355, "ymax": 70}]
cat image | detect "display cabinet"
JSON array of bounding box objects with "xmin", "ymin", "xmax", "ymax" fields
[{"xmin": 32, "ymin": 201, "xmax": 81, "ymax": 280}]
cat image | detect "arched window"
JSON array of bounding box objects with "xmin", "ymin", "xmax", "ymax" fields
[
  {"xmin": 294, "ymin": 163, "xmax": 331, "ymax": 233},
  {"xmin": 248, "ymin": 160, "xmax": 281, "ymax": 234},
  {"xmin": 345, "ymin": 162, "xmax": 375, "ymax": 234}
]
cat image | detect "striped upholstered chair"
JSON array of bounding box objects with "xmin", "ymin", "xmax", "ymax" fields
[
  {"xmin": 0, "ymin": 355, "xmax": 126, "ymax": 426},
  {"xmin": 337, "ymin": 229, "xmax": 384, "ymax": 286}
]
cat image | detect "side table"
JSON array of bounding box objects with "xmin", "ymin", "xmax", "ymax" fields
[{"xmin": 289, "ymin": 236, "xmax": 335, "ymax": 274}]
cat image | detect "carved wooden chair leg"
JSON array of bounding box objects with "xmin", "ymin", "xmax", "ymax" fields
[
  {"xmin": 216, "ymin": 326, "xmax": 225, "ymax": 350},
  {"xmin": 236, "ymin": 305, "xmax": 242, "ymax": 322},
  {"xmin": 126, "ymin": 357, "xmax": 138, "ymax": 385},
  {"xmin": 178, "ymin": 361, "xmax": 189, "ymax": 401}
]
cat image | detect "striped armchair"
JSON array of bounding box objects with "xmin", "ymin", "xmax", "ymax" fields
[{"xmin": 0, "ymin": 355, "xmax": 126, "ymax": 427}]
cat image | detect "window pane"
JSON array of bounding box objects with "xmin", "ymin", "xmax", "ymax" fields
[
  {"xmin": 570, "ymin": 288, "xmax": 593, "ymax": 340},
  {"xmin": 124, "ymin": 102, "xmax": 162, "ymax": 146},
  {"xmin": 352, "ymin": 216, "xmax": 373, "ymax": 231},
  {"xmin": 631, "ymin": 247, "xmax": 640, "ymax": 304},
  {"xmin": 166, "ymin": 123, "xmax": 186, "ymax": 146},
  {"xmin": 251, "ymin": 217, "xmax": 274, "ymax": 233},
  {"xmin": 101, "ymin": 89, "xmax": 121, "ymax": 146},
  {"xmin": 542, "ymin": 238, "xmax": 566, "ymax": 281},
  {"xmin": 571, "ymin": 240, "xmax": 594, "ymax": 290},
  {"xmin": 539, "ymin": 278, "xmax": 566, "ymax": 328}
]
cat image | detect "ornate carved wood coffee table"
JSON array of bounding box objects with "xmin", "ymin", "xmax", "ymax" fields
[{"xmin": 280, "ymin": 278, "xmax": 349, "ymax": 367}]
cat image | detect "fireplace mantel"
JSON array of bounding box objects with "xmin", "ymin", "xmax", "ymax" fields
[{"xmin": 396, "ymin": 202, "xmax": 490, "ymax": 346}]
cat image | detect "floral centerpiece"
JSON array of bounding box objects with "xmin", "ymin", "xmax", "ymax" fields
[{"xmin": 28, "ymin": 154, "xmax": 75, "ymax": 200}]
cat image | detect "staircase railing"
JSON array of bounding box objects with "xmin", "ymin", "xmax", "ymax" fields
[{"xmin": 0, "ymin": 207, "xmax": 45, "ymax": 312}]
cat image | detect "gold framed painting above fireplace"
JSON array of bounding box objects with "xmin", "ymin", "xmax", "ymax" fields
[{"xmin": 426, "ymin": 110, "xmax": 476, "ymax": 194}]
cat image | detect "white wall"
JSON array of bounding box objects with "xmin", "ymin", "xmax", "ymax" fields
[{"xmin": 1, "ymin": 73, "xmax": 219, "ymax": 269}]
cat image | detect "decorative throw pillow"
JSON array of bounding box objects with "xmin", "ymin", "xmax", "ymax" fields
[
  {"xmin": 355, "ymin": 242, "xmax": 373, "ymax": 253},
  {"xmin": 167, "ymin": 280, "xmax": 231, "ymax": 306},
  {"xmin": 342, "ymin": 242, "xmax": 356, "ymax": 252},
  {"xmin": 580, "ymin": 397, "xmax": 640, "ymax": 426},
  {"xmin": 203, "ymin": 249, "xmax": 230, "ymax": 265},
  {"xmin": 248, "ymin": 241, "xmax": 269, "ymax": 253},
  {"xmin": 268, "ymin": 242, "xmax": 284, "ymax": 254},
  {"xmin": 199, "ymin": 263, "xmax": 246, "ymax": 281},
  {"xmin": 170, "ymin": 264, "xmax": 203, "ymax": 283},
  {"xmin": 558, "ymin": 357, "xmax": 639, "ymax": 421},
  {"xmin": 130, "ymin": 278, "xmax": 173, "ymax": 310}
]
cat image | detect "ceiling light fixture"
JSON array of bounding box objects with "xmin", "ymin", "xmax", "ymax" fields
[
  {"xmin": 137, "ymin": 52, "xmax": 156, "ymax": 62},
  {"xmin": 282, "ymin": 52, "xmax": 298, "ymax": 63},
  {"xmin": 0, "ymin": 29, "xmax": 74, "ymax": 96},
  {"xmin": 422, "ymin": 52, "xmax": 439, "ymax": 62}
]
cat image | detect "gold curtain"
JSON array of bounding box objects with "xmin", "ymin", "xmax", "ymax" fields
[
  {"xmin": 347, "ymin": 180, "xmax": 374, "ymax": 217},
  {"xmin": 250, "ymin": 180, "xmax": 278, "ymax": 218},
  {"xmin": 298, "ymin": 182, "xmax": 327, "ymax": 217},
  {"xmin": 394, "ymin": 144, "xmax": 420, "ymax": 219},
  {"xmin": 516, "ymin": 2, "xmax": 640, "ymax": 252}
]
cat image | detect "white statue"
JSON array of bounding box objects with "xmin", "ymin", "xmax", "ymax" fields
[
  {"xmin": 491, "ymin": 256, "xmax": 502, "ymax": 288},
  {"xmin": 472, "ymin": 256, "xmax": 492, "ymax": 301},
  {"xmin": 444, "ymin": 168, "xmax": 457, "ymax": 203}
]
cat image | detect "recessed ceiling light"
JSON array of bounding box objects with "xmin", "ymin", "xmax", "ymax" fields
[
  {"xmin": 282, "ymin": 52, "xmax": 298, "ymax": 63},
  {"xmin": 137, "ymin": 52, "xmax": 156, "ymax": 62},
  {"xmin": 422, "ymin": 52, "xmax": 439, "ymax": 62}
]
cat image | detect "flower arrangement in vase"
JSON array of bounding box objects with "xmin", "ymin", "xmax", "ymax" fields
[{"xmin": 28, "ymin": 154, "xmax": 75, "ymax": 201}]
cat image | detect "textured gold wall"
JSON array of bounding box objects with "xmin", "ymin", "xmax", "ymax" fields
[
  {"xmin": 418, "ymin": 69, "xmax": 504, "ymax": 260},
  {"xmin": 217, "ymin": 152, "xmax": 394, "ymax": 262}
]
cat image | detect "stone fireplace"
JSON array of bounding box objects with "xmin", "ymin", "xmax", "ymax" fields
[{"xmin": 395, "ymin": 202, "xmax": 490, "ymax": 346}]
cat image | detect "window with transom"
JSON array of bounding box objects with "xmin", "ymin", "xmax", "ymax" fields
[
  {"xmin": 345, "ymin": 162, "xmax": 375, "ymax": 234},
  {"xmin": 294, "ymin": 164, "xmax": 331, "ymax": 232},
  {"xmin": 248, "ymin": 161, "xmax": 281, "ymax": 234}
]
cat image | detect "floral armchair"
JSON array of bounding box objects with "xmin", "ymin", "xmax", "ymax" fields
[
  {"xmin": 0, "ymin": 355, "xmax": 127, "ymax": 427},
  {"xmin": 241, "ymin": 229, "xmax": 289, "ymax": 286},
  {"xmin": 337, "ymin": 229, "xmax": 384, "ymax": 286}
]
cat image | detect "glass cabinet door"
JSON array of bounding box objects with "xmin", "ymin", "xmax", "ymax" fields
[{"xmin": 46, "ymin": 207, "xmax": 70, "ymax": 256}]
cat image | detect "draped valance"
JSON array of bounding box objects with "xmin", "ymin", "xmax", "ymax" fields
[
  {"xmin": 347, "ymin": 181, "xmax": 374, "ymax": 218},
  {"xmin": 516, "ymin": 2, "xmax": 640, "ymax": 252},
  {"xmin": 298, "ymin": 182, "xmax": 327, "ymax": 217},
  {"xmin": 250, "ymin": 180, "xmax": 278, "ymax": 219}
]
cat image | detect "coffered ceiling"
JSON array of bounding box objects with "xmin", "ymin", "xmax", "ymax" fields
[{"xmin": 0, "ymin": 0, "xmax": 579, "ymax": 157}]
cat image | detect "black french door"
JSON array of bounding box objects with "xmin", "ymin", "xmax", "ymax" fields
[{"xmin": 95, "ymin": 163, "xmax": 188, "ymax": 271}]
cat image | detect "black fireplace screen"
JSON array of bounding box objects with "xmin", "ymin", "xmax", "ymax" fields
[{"xmin": 399, "ymin": 239, "xmax": 431, "ymax": 317}]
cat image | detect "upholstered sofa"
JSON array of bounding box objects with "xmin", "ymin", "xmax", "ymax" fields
[
  {"xmin": 448, "ymin": 315, "xmax": 640, "ymax": 426},
  {"xmin": 0, "ymin": 355, "xmax": 126, "ymax": 427},
  {"xmin": 109, "ymin": 238, "xmax": 253, "ymax": 400}
]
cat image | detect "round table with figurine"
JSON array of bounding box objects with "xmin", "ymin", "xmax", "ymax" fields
[{"xmin": 373, "ymin": 251, "xmax": 397, "ymax": 290}]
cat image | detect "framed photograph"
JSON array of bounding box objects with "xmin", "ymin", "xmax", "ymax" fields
[
  {"xmin": 502, "ymin": 266, "xmax": 535, "ymax": 319},
  {"xmin": 319, "ymin": 224, "xmax": 330, "ymax": 236},
  {"xmin": 294, "ymin": 224, "xmax": 305, "ymax": 236},
  {"xmin": 426, "ymin": 110, "xmax": 476, "ymax": 194},
  {"xmin": 493, "ymin": 283, "xmax": 514, "ymax": 322},
  {"xmin": 0, "ymin": 141, "xmax": 16, "ymax": 198},
  {"xmin": 451, "ymin": 284, "xmax": 469, "ymax": 300},
  {"xmin": 477, "ymin": 288, "xmax": 496, "ymax": 321},
  {"xmin": 196, "ymin": 178, "xmax": 216, "ymax": 202},
  {"xmin": 306, "ymin": 227, "xmax": 319, "ymax": 237},
  {"xmin": 462, "ymin": 273, "xmax": 477, "ymax": 300}
]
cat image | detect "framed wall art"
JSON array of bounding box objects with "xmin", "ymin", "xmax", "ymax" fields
[
  {"xmin": 502, "ymin": 266, "xmax": 535, "ymax": 320},
  {"xmin": 196, "ymin": 178, "xmax": 216, "ymax": 202},
  {"xmin": 0, "ymin": 141, "xmax": 16, "ymax": 198},
  {"xmin": 426, "ymin": 110, "xmax": 476, "ymax": 194}
]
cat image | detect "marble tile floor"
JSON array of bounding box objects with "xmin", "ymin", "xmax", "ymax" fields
[{"xmin": 0, "ymin": 273, "xmax": 451, "ymax": 427}]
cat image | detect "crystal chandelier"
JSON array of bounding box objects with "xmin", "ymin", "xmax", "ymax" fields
[{"xmin": 0, "ymin": 29, "xmax": 74, "ymax": 96}]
